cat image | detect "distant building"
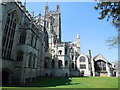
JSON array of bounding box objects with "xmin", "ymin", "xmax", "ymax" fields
[
  {"xmin": 92, "ymin": 54, "xmax": 112, "ymax": 77},
  {"xmin": 111, "ymin": 61, "xmax": 120, "ymax": 77}
]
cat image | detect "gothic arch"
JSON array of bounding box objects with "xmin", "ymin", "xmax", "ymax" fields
[
  {"xmin": 58, "ymin": 60, "xmax": 63, "ymax": 68},
  {"xmin": 16, "ymin": 50, "xmax": 24, "ymax": 61},
  {"xmin": 16, "ymin": 49, "xmax": 24, "ymax": 54},
  {"xmin": 28, "ymin": 52, "xmax": 33, "ymax": 67},
  {"xmin": 52, "ymin": 59, "xmax": 55, "ymax": 68},
  {"xmin": 19, "ymin": 30, "xmax": 26, "ymax": 34},
  {"xmin": 79, "ymin": 56, "xmax": 86, "ymax": 62},
  {"xmin": 77, "ymin": 54, "xmax": 88, "ymax": 63},
  {"xmin": 7, "ymin": 9, "xmax": 19, "ymax": 22},
  {"xmin": 58, "ymin": 50, "xmax": 62, "ymax": 55}
]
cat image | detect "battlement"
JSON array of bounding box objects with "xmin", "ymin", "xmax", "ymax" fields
[{"xmin": 15, "ymin": 0, "xmax": 32, "ymax": 20}]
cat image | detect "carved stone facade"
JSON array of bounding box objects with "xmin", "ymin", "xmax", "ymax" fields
[{"xmin": 1, "ymin": 1, "xmax": 45, "ymax": 85}]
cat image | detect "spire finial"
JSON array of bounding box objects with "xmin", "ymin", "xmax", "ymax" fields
[
  {"xmin": 56, "ymin": 4, "xmax": 60, "ymax": 12},
  {"xmin": 32, "ymin": 11, "xmax": 34, "ymax": 17},
  {"xmin": 24, "ymin": 0, "xmax": 26, "ymax": 7},
  {"xmin": 76, "ymin": 33, "xmax": 80, "ymax": 39},
  {"xmin": 45, "ymin": 2, "xmax": 49, "ymax": 13}
]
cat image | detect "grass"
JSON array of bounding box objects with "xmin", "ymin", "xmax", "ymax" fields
[{"xmin": 2, "ymin": 77, "xmax": 119, "ymax": 89}]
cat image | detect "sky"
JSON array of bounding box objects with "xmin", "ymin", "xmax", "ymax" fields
[{"xmin": 24, "ymin": 2, "xmax": 118, "ymax": 62}]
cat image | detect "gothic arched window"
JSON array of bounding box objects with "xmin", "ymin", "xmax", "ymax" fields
[
  {"xmin": 16, "ymin": 50, "xmax": 23, "ymax": 61},
  {"xmin": 34, "ymin": 37, "xmax": 37, "ymax": 48},
  {"xmin": 80, "ymin": 56, "xmax": 85, "ymax": 62},
  {"xmin": 58, "ymin": 60, "xmax": 62, "ymax": 68},
  {"xmin": 31, "ymin": 35, "xmax": 34, "ymax": 46},
  {"xmin": 32, "ymin": 54, "xmax": 36, "ymax": 68},
  {"xmin": 72, "ymin": 63, "xmax": 74, "ymax": 69},
  {"xmin": 19, "ymin": 32, "xmax": 26, "ymax": 44},
  {"xmin": 71, "ymin": 55, "xmax": 74, "ymax": 60},
  {"xmin": 28, "ymin": 52, "xmax": 33, "ymax": 68},
  {"xmin": 58, "ymin": 50, "xmax": 62, "ymax": 55},
  {"xmin": 2, "ymin": 10, "xmax": 18, "ymax": 59},
  {"xmin": 65, "ymin": 60, "xmax": 68, "ymax": 67},
  {"xmin": 44, "ymin": 60, "xmax": 48, "ymax": 68},
  {"xmin": 52, "ymin": 59, "xmax": 55, "ymax": 68}
]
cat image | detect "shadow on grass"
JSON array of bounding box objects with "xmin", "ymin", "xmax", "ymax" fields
[
  {"xmin": 3, "ymin": 77, "xmax": 84, "ymax": 87},
  {"xmin": 25, "ymin": 83, "xmax": 80, "ymax": 87},
  {"xmin": 20, "ymin": 77, "xmax": 80, "ymax": 87}
]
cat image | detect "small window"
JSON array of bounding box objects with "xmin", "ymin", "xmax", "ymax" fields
[
  {"xmin": 16, "ymin": 51, "xmax": 23, "ymax": 61},
  {"xmin": 34, "ymin": 37, "xmax": 37, "ymax": 48},
  {"xmin": 44, "ymin": 60, "xmax": 48, "ymax": 68},
  {"xmin": 58, "ymin": 60, "xmax": 62, "ymax": 68},
  {"xmin": 19, "ymin": 32, "xmax": 26, "ymax": 44},
  {"xmin": 75, "ymin": 57, "xmax": 77, "ymax": 61},
  {"xmin": 72, "ymin": 55, "xmax": 74, "ymax": 60},
  {"xmin": 52, "ymin": 59, "xmax": 55, "ymax": 68},
  {"xmin": 58, "ymin": 50, "xmax": 62, "ymax": 55},
  {"xmin": 31, "ymin": 35, "xmax": 34, "ymax": 46},
  {"xmin": 33, "ymin": 55, "xmax": 36, "ymax": 68},
  {"xmin": 114, "ymin": 65, "xmax": 116, "ymax": 67},
  {"xmin": 72, "ymin": 63, "xmax": 74, "ymax": 69},
  {"xmin": 80, "ymin": 64, "xmax": 86, "ymax": 69},
  {"xmin": 28, "ymin": 54, "xmax": 32, "ymax": 67},
  {"xmin": 80, "ymin": 56, "xmax": 85, "ymax": 62}
]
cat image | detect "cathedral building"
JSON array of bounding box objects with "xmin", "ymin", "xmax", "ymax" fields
[
  {"xmin": 1, "ymin": 0, "xmax": 115, "ymax": 86},
  {"xmin": 1, "ymin": 1, "xmax": 45, "ymax": 85},
  {"xmin": 41, "ymin": 3, "xmax": 113, "ymax": 78}
]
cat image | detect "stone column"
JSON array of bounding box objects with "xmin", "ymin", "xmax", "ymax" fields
[
  {"xmin": 91, "ymin": 59, "xmax": 95, "ymax": 76},
  {"xmin": 106, "ymin": 63, "xmax": 110, "ymax": 77},
  {"xmin": 21, "ymin": 54, "xmax": 26, "ymax": 84}
]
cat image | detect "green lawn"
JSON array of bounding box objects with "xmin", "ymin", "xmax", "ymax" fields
[{"xmin": 2, "ymin": 77, "xmax": 119, "ymax": 89}]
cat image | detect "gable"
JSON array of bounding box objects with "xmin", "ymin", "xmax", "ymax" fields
[
  {"xmin": 93, "ymin": 54, "xmax": 108, "ymax": 63},
  {"xmin": 77, "ymin": 53, "xmax": 89, "ymax": 62}
]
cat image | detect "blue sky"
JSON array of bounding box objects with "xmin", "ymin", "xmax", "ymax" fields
[{"xmin": 25, "ymin": 2, "xmax": 118, "ymax": 62}]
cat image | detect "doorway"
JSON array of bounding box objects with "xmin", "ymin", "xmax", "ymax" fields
[
  {"xmin": 114, "ymin": 72, "xmax": 116, "ymax": 77},
  {"xmin": 2, "ymin": 71, "xmax": 9, "ymax": 85},
  {"xmin": 65, "ymin": 73, "xmax": 68, "ymax": 77}
]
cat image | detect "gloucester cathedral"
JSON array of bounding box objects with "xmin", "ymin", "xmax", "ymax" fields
[{"xmin": 1, "ymin": 0, "xmax": 119, "ymax": 86}]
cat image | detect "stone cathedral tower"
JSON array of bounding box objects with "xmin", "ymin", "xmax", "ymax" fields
[{"xmin": 45, "ymin": 4, "xmax": 61, "ymax": 44}]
